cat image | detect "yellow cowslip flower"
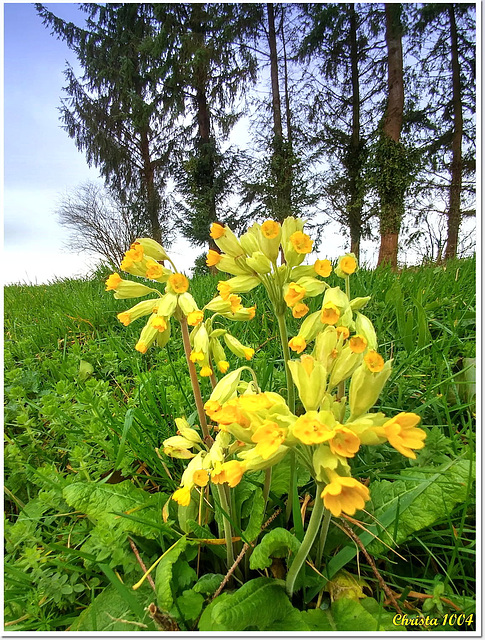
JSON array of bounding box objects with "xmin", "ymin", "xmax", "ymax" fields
[
  {"xmin": 349, "ymin": 335, "xmax": 368, "ymax": 354},
  {"xmin": 190, "ymin": 350, "xmax": 205, "ymax": 363},
  {"xmin": 229, "ymin": 294, "xmax": 242, "ymax": 313},
  {"xmin": 187, "ymin": 310, "xmax": 204, "ymax": 326},
  {"xmin": 168, "ymin": 273, "xmax": 189, "ymax": 294},
  {"xmin": 172, "ymin": 486, "xmax": 192, "ymax": 507},
  {"xmin": 135, "ymin": 341, "xmax": 148, "ymax": 354},
  {"xmin": 200, "ymin": 366, "xmax": 213, "ymax": 377},
  {"xmin": 217, "ymin": 275, "xmax": 260, "ymax": 301},
  {"xmin": 163, "ymin": 445, "xmax": 195, "ymax": 459},
  {"xmin": 292, "ymin": 413, "xmax": 334, "ymax": 445},
  {"xmin": 288, "ymin": 336, "xmax": 307, "ymax": 354},
  {"xmin": 290, "ymin": 231, "xmax": 313, "ymax": 254},
  {"xmin": 145, "ymin": 260, "xmax": 165, "ymax": 280},
  {"xmin": 206, "ymin": 249, "xmax": 222, "ymax": 266},
  {"xmin": 261, "ymin": 220, "xmax": 281, "ymax": 239},
  {"xmin": 210, "ymin": 400, "xmax": 251, "ymax": 429},
  {"xmin": 321, "ymin": 302, "xmax": 340, "ymax": 325},
  {"xmin": 292, "ymin": 302, "xmax": 309, "ymax": 319},
  {"xmin": 337, "ymin": 254, "xmax": 358, "ymax": 276},
  {"xmin": 364, "ymin": 350, "xmax": 385, "ymax": 372},
  {"xmin": 193, "ymin": 469, "xmax": 209, "ymax": 487},
  {"xmin": 126, "ymin": 243, "xmax": 144, "ymax": 262},
  {"xmin": 151, "ymin": 316, "xmax": 168, "ymax": 332},
  {"xmin": 220, "ymin": 460, "xmax": 246, "ymax": 487},
  {"xmin": 135, "ymin": 316, "xmax": 159, "ymax": 353},
  {"xmin": 218, "ymin": 360, "xmax": 230, "ymax": 374},
  {"xmin": 117, "ymin": 312, "xmax": 131, "ymax": 327},
  {"xmin": 210, "ymin": 223, "xmax": 225, "ymax": 239},
  {"xmin": 383, "ymin": 413, "xmax": 426, "ymax": 459},
  {"xmin": 237, "ymin": 392, "xmax": 273, "ymax": 413},
  {"xmin": 321, "ymin": 475, "xmax": 370, "ymax": 517},
  {"xmin": 284, "ymin": 283, "xmax": 306, "ymax": 308},
  {"xmin": 329, "ymin": 427, "xmax": 361, "ymax": 458},
  {"xmin": 251, "ymin": 421, "xmax": 286, "ymax": 460},
  {"xmin": 243, "ymin": 347, "xmax": 254, "ymax": 360},
  {"xmin": 204, "ymin": 399, "xmax": 222, "ymax": 419},
  {"xmin": 336, "ymin": 326, "xmax": 350, "ymax": 341},
  {"xmin": 106, "ymin": 273, "xmax": 122, "ymax": 291},
  {"xmin": 314, "ymin": 259, "xmax": 332, "ymax": 278}
]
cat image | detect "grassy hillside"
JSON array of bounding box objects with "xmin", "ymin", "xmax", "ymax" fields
[{"xmin": 4, "ymin": 258, "xmax": 476, "ymax": 631}]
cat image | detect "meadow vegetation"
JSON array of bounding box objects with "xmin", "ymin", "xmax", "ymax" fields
[{"xmin": 4, "ymin": 256, "xmax": 476, "ymax": 632}]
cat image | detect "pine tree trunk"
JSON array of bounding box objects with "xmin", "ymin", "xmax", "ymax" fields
[
  {"xmin": 444, "ymin": 3, "xmax": 463, "ymax": 261},
  {"xmin": 348, "ymin": 3, "xmax": 362, "ymax": 261},
  {"xmin": 267, "ymin": 3, "xmax": 283, "ymax": 140},
  {"xmin": 191, "ymin": 3, "xmax": 218, "ymax": 269},
  {"xmin": 377, "ymin": 3, "xmax": 404, "ymax": 269},
  {"xmin": 140, "ymin": 129, "xmax": 162, "ymax": 245}
]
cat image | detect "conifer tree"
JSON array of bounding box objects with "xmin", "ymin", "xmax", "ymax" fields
[{"xmin": 36, "ymin": 3, "xmax": 176, "ymax": 245}]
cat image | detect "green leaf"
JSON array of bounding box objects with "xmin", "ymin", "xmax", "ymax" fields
[
  {"xmin": 63, "ymin": 480, "xmax": 168, "ymax": 539},
  {"xmin": 368, "ymin": 457, "xmax": 475, "ymax": 554},
  {"xmin": 300, "ymin": 598, "xmax": 404, "ymax": 632},
  {"xmin": 242, "ymin": 486, "xmax": 265, "ymax": 542},
  {"xmin": 198, "ymin": 593, "xmax": 231, "ymax": 631},
  {"xmin": 176, "ymin": 589, "xmax": 205, "ymax": 622},
  {"xmin": 270, "ymin": 456, "xmax": 310, "ymax": 497},
  {"xmin": 210, "ymin": 577, "xmax": 292, "ymax": 631},
  {"xmin": 193, "ymin": 573, "xmax": 225, "ymax": 596},
  {"xmin": 174, "ymin": 560, "xmax": 197, "ymax": 590},
  {"xmin": 327, "ymin": 456, "xmax": 474, "ymax": 577},
  {"xmin": 155, "ymin": 536, "xmax": 187, "ymax": 612},
  {"xmin": 78, "ymin": 360, "xmax": 94, "ymax": 381},
  {"xmin": 69, "ymin": 585, "xmax": 152, "ymax": 631},
  {"xmin": 250, "ymin": 527, "xmax": 300, "ymax": 571}
]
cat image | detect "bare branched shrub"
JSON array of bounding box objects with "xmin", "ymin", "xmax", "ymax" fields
[{"xmin": 57, "ymin": 182, "xmax": 151, "ymax": 267}]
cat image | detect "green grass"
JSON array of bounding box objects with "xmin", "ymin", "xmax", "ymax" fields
[{"xmin": 4, "ymin": 257, "xmax": 476, "ymax": 631}]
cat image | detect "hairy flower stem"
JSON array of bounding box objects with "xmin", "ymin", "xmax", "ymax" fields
[
  {"xmin": 315, "ymin": 508, "xmax": 332, "ymax": 570},
  {"xmin": 286, "ymin": 483, "xmax": 325, "ymax": 598},
  {"xmin": 216, "ymin": 484, "xmax": 235, "ymax": 572},
  {"xmin": 276, "ymin": 312, "xmax": 295, "ymax": 414},
  {"xmin": 179, "ymin": 316, "xmax": 209, "ymax": 440}
]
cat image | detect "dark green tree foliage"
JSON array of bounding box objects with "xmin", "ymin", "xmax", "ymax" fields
[
  {"xmin": 299, "ymin": 3, "xmax": 382, "ymax": 259},
  {"xmin": 411, "ymin": 3, "xmax": 476, "ymax": 260},
  {"xmin": 152, "ymin": 3, "xmax": 258, "ymax": 249},
  {"xmin": 35, "ymin": 2, "xmax": 177, "ymax": 245}
]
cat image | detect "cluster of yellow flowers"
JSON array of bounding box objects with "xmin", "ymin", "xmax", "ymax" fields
[
  {"xmin": 107, "ymin": 217, "xmax": 427, "ymax": 521},
  {"xmin": 165, "ymin": 351, "xmax": 426, "ymax": 517},
  {"xmin": 105, "ymin": 238, "xmax": 255, "ymax": 376}
]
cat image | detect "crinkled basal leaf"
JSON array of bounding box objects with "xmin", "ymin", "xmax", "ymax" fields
[
  {"xmin": 155, "ymin": 536, "xmax": 187, "ymax": 612},
  {"xmin": 176, "ymin": 589, "xmax": 205, "ymax": 622},
  {"xmin": 270, "ymin": 457, "xmax": 311, "ymax": 497},
  {"xmin": 299, "ymin": 598, "xmax": 404, "ymax": 632},
  {"xmin": 368, "ymin": 458, "xmax": 475, "ymax": 554},
  {"xmin": 174, "ymin": 560, "xmax": 197, "ymax": 591},
  {"xmin": 210, "ymin": 577, "xmax": 292, "ymax": 631},
  {"xmin": 193, "ymin": 573, "xmax": 225, "ymax": 596},
  {"xmin": 242, "ymin": 487, "xmax": 265, "ymax": 542},
  {"xmin": 263, "ymin": 606, "xmax": 312, "ymax": 631},
  {"xmin": 63, "ymin": 481, "xmax": 168, "ymax": 539},
  {"xmin": 198, "ymin": 593, "xmax": 231, "ymax": 631},
  {"xmin": 69, "ymin": 585, "xmax": 153, "ymax": 631},
  {"xmin": 250, "ymin": 528, "xmax": 300, "ymax": 571}
]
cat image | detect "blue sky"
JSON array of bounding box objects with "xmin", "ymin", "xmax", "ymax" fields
[{"xmin": 3, "ymin": 3, "xmax": 203, "ymax": 284}]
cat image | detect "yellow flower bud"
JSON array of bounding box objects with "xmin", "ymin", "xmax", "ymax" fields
[
  {"xmin": 217, "ymin": 275, "xmax": 260, "ymax": 300},
  {"xmin": 210, "ymin": 223, "xmax": 245, "ymax": 258},
  {"xmin": 258, "ymin": 220, "xmax": 282, "ymax": 261},
  {"xmin": 178, "ymin": 292, "xmax": 198, "ymax": 316},
  {"xmin": 296, "ymin": 276, "xmax": 326, "ymax": 298},
  {"xmin": 135, "ymin": 315, "xmax": 159, "ymax": 353},
  {"xmin": 328, "ymin": 345, "xmax": 362, "ymax": 388},
  {"xmin": 105, "ymin": 273, "xmax": 122, "ymax": 291},
  {"xmin": 239, "ymin": 224, "xmax": 261, "ymax": 256},
  {"xmin": 364, "ymin": 350, "xmax": 385, "ymax": 372},
  {"xmin": 246, "ymin": 251, "xmax": 272, "ymax": 274},
  {"xmin": 109, "ymin": 277, "xmax": 157, "ymax": 300},
  {"xmin": 156, "ymin": 292, "xmax": 178, "ymax": 317},
  {"xmin": 135, "ymin": 238, "xmax": 168, "ymax": 262},
  {"xmin": 206, "ymin": 249, "xmax": 222, "ymax": 267},
  {"xmin": 292, "ymin": 302, "xmax": 309, "ymax": 318},
  {"xmin": 207, "ymin": 367, "xmax": 246, "ymax": 405},
  {"xmin": 224, "ymin": 333, "xmax": 254, "ymax": 360},
  {"xmin": 116, "ymin": 299, "xmax": 158, "ymax": 326},
  {"xmin": 355, "ymin": 312, "xmax": 378, "ymax": 351},
  {"xmin": 348, "ymin": 359, "xmax": 392, "ymax": 420},
  {"xmin": 288, "ymin": 355, "xmax": 327, "ymax": 411},
  {"xmin": 172, "ymin": 486, "xmax": 192, "ymax": 506},
  {"xmin": 349, "ymin": 334, "xmax": 368, "ymax": 354}
]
